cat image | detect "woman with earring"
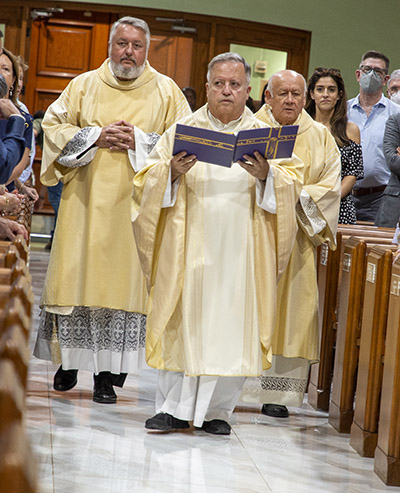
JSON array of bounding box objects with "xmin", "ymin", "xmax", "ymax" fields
[
  {"xmin": 305, "ymin": 68, "xmax": 364, "ymax": 224},
  {"xmin": 0, "ymin": 48, "xmax": 33, "ymax": 185}
]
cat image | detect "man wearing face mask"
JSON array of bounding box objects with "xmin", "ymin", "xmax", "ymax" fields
[{"xmin": 348, "ymin": 50, "xmax": 400, "ymax": 222}]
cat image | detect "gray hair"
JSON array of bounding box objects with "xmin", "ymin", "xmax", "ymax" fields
[
  {"xmin": 267, "ymin": 70, "xmax": 307, "ymax": 97},
  {"xmin": 207, "ymin": 52, "xmax": 251, "ymax": 86},
  {"xmin": 388, "ymin": 69, "xmax": 400, "ymax": 88},
  {"xmin": 108, "ymin": 17, "xmax": 150, "ymax": 56},
  {"xmin": 0, "ymin": 73, "xmax": 7, "ymax": 99}
]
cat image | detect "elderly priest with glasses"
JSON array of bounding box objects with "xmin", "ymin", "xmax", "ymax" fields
[{"xmin": 132, "ymin": 52, "xmax": 304, "ymax": 436}]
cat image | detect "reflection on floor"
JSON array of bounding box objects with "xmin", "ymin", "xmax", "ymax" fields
[{"xmin": 26, "ymin": 247, "xmax": 399, "ymax": 493}]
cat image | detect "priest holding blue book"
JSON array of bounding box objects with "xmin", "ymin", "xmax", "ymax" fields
[{"xmin": 132, "ymin": 52, "xmax": 304, "ymax": 435}]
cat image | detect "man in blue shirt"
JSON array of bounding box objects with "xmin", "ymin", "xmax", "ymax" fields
[{"xmin": 347, "ymin": 50, "xmax": 400, "ymax": 222}]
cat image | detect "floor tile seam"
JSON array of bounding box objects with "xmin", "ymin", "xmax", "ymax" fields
[
  {"xmin": 232, "ymin": 427, "xmax": 273, "ymax": 491},
  {"xmin": 45, "ymin": 359, "xmax": 57, "ymax": 492}
]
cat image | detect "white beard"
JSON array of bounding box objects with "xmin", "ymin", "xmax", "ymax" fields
[{"xmin": 109, "ymin": 59, "xmax": 145, "ymax": 80}]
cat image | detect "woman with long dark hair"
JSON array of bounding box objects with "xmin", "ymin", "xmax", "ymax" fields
[{"xmin": 305, "ymin": 67, "xmax": 363, "ymax": 224}]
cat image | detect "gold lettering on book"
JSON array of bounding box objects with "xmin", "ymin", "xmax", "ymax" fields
[{"xmin": 175, "ymin": 133, "xmax": 235, "ymax": 151}]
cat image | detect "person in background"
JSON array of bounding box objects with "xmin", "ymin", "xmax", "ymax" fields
[
  {"xmin": 13, "ymin": 55, "xmax": 39, "ymax": 202},
  {"xmin": 33, "ymin": 16, "xmax": 191, "ymax": 404},
  {"xmin": 0, "ymin": 75, "xmax": 29, "ymax": 241},
  {"xmin": 182, "ymin": 86, "xmax": 197, "ymax": 111},
  {"xmin": 241, "ymin": 70, "xmax": 341, "ymax": 418},
  {"xmin": 386, "ymin": 69, "xmax": 400, "ymax": 105},
  {"xmin": 34, "ymin": 109, "xmax": 62, "ymax": 248},
  {"xmin": 347, "ymin": 50, "xmax": 400, "ymax": 222},
  {"xmin": 375, "ymin": 113, "xmax": 400, "ymax": 227},
  {"xmin": 246, "ymin": 95, "xmax": 256, "ymax": 112},
  {"xmin": 305, "ymin": 67, "xmax": 363, "ymax": 224},
  {"xmin": 0, "ymin": 48, "xmax": 32, "ymax": 185},
  {"xmin": 133, "ymin": 53, "xmax": 303, "ymax": 435}
]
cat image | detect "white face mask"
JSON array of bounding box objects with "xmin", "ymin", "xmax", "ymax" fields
[
  {"xmin": 359, "ymin": 70, "xmax": 383, "ymax": 94},
  {"xmin": 391, "ymin": 91, "xmax": 400, "ymax": 105}
]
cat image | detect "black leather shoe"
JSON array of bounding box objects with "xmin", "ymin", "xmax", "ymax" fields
[
  {"xmin": 145, "ymin": 413, "xmax": 190, "ymax": 431},
  {"xmin": 201, "ymin": 419, "xmax": 231, "ymax": 435},
  {"xmin": 111, "ymin": 373, "xmax": 128, "ymax": 388},
  {"xmin": 93, "ymin": 372, "xmax": 117, "ymax": 404},
  {"xmin": 261, "ymin": 404, "xmax": 289, "ymax": 418},
  {"xmin": 53, "ymin": 366, "xmax": 78, "ymax": 391}
]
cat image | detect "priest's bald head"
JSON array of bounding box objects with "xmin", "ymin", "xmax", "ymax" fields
[
  {"xmin": 265, "ymin": 70, "xmax": 306, "ymax": 125},
  {"xmin": 108, "ymin": 17, "xmax": 150, "ymax": 81},
  {"xmin": 206, "ymin": 52, "xmax": 251, "ymax": 124}
]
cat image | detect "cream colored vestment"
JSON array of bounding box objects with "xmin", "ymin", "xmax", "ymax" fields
[
  {"xmin": 34, "ymin": 60, "xmax": 191, "ymax": 372},
  {"xmin": 132, "ymin": 105, "xmax": 304, "ymax": 377},
  {"xmin": 242, "ymin": 106, "xmax": 341, "ymax": 405}
]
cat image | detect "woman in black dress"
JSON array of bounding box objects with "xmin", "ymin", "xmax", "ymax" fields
[{"xmin": 305, "ymin": 68, "xmax": 364, "ymax": 224}]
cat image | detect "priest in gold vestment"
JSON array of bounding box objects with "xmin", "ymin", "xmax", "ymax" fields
[
  {"xmin": 33, "ymin": 17, "xmax": 191, "ymax": 403},
  {"xmin": 242, "ymin": 70, "xmax": 341, "ymax": 417},
  {"xmin": 132, "ymin": 54, "xmax": 303, "ymax": 435}
]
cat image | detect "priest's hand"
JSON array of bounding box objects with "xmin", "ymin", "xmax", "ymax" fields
[
  {"xmin": 95, "ymin": 121, "xmax": 135, "ymax": 151},
  {"xmin": 170, "ymin": 151, "xmax": 197, "ymax": 182},
  {"xmin": 238, "ymin": 151, "xmax": 269, "ymax": 181}
]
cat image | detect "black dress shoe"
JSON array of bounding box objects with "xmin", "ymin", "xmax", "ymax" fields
[
  {"xmin": 145, "ymin": 413, "xmax": 190, "ymax": 431},
  {"xmin": 93, "ymin": 372, "xmax": 117, "ymax": 404},
  {"xmin": 261, "ymin": 404, "xmax": 289, "ymax": 418},
  {"xmin": 111, "ymin": 373, "xmax": 128, "ymax": 388},
  {"xmin": 201, "ymin": 419, "xmax": 231, "ymax": 435},
  {"xmin": 53, "ymin": 366, "xmax": 78, "ymax": 391}
]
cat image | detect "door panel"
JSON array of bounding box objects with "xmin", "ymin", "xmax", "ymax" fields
[
  {"xmin": 148, "ymin": 34, "xmax": 193, "ymax": 89},
  {"xmin": 25, "ymin": 11, "xmax": 111, "ymax": 114}
]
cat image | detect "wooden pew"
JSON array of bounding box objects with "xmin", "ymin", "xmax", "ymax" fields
[
  {"xmin": 0, "ymin": 325, "xmax": 31, "ymax": 387},
  {"xmin": 308, "ymin": 225, "xmax": 396, "ymax": 412},
  {"xmin": 329, "ymin": 237, "xmax": 367, "ymax": 433},
  {"xmin": 0, "ymin": 236, "xmax": 29, "ymax": 263},
  {"xmin": 374, "ymin": 256, "xmax": 400, "ymax": 486},
  {"xmin": 350, "ymin": 246, "xmax": 392, "ymax": 457},
  {"xmin": 0, "ymin": 258, "xmax": 31, "ymax": 287},
  {"xmin": 0, "ymin": 422, "xmax": 38, "ymax": 493},
  {"xmin": 0, "ymin": 277, "xmax": 34, "ymax": 319},
  {"xmin": 0, "ymin": 205, "xmax": 37, "ymax": 492},
  {"xmin": 308, "ymin": 235, "xmax": 342, "ymax": 411},
  {"xmin": 0, "ymin": 360, "xmax": 25, "ymax": 432}
]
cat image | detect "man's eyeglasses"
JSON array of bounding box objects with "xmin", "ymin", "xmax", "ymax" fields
[{"xmin": 359, "ymin": 65, "xmax": 387, "ymax": 77}]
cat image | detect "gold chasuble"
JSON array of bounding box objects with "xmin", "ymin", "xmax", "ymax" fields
[
  {"xmin": 132, "ymin": 105, "xmax": 303, "ymax": 377},
  {"xmin": 256, "ymin": 106, "xmax": 341, "ymax": 361},
  {"xmin": 40, "ymin": 60, "xmax": 190, "ymax": 314}
]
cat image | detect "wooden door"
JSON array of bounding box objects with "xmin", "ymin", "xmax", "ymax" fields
[
  {"xmin": 148, "ymin": 34, "xmax": 193, "ymax": 91},
  {"xmin": 214, "ymin": 20, "xmax": 310, "ymax": 77},
  {"xmin": 24, "ymin": 9, "xmax": 111, "ymax": 209},
  {"xmin": 25, "ymin": 10, "xmax": 111, "ymax": 115}
]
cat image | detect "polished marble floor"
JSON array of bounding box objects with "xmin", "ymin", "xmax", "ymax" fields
[{"xmin": 25, "ymin": 246, "xmax": 400, "ymax": 493}]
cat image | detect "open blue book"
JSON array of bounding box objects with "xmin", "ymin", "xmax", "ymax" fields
[{"xmin": 172, "ymin": 123, "xmax": 299, "ymax": 168}]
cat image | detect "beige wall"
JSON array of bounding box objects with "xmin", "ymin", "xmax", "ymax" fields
[{"xmin": 52, "ymin": 0, "xmax": 399, "ymax": 98}]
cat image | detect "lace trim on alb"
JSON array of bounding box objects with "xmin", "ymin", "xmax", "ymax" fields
[
  {"xmin": 245, "ymin": 376, "xmax": 308, "ymax": 396},
  {"xmin": 57, "ymin": 127, "xmax": 96, "ymax": 167},
  {"xmin": 296, "ymin": 192, "xmax": 326, "ymax": 235},
  {"xmin": 38, "ymin": 307, "xmax": 146, "ymax": 353}
]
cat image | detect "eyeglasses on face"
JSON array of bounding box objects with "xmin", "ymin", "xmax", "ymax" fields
[{"xmin": 359, "ymin": 65, "xmax": 387, "ymax": 77}]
